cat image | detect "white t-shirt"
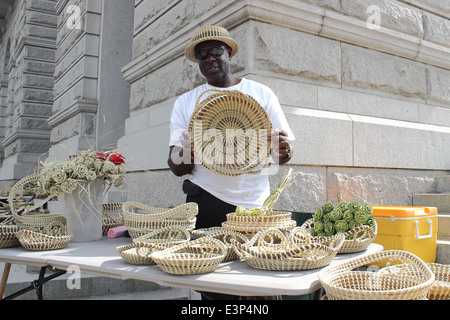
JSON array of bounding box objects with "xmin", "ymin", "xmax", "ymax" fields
[{"xmin": 169, "ymin": 78, "xmax": 295, "ymax": 208}]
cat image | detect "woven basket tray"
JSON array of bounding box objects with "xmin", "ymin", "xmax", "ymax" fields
[
  {"xmin": 189, "ymin": 89, "xmax": 272, "ymax": 176},
  {"xmin": 302, "ymin": 218, "xmax": 377, "ymax": 253},
  {"xmin": 318, "ymin": 250, "xmax": 435, "ymax": 300},
  {"xmin": 102, "ymin": 202, "xmax": 124, "ymax": 235},
  {"xmin": 0, "ymin": 224, "xmax": 20, "ymax": 249},
  {"xmin": 117, "ymin": 242, "xmax": 169, "ymax": 265},
  {"xmin": 222, "ymin": 211, "xmax": 296, "ymax": 238},
  {"xmin": 191, "ymin": 227, "xmax": 249, "ymax": 261},
  {"xmin": 233, "ymin": 227, "xmax": 344, "ymax": 271},
  {"xmin": 132, "ymin": 225, "xmax": 191, "ymax": 246},
  {"xmin": 151, "ymin": 236, "xmax": 227, "ymax": 275},
  {"xmin": 426, "ymin": 263, "xmax": 450, "ymax": 300},
  {"xmin": 122, "ymin": 201, "xmax": 198, "ymax": 239},
  {"xmin": 8, "ymin": 174, "xmax": 66, "ymax": 233},
  {"xmin": 17, "ymin": 228, "xmax": 73, "ymax": 251}
]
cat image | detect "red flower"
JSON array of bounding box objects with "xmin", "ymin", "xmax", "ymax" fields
[
  {"xmin": 95, "ymin": 153, "xmax": 108, "ymax": 161},
  {"xmin": 108, "ymin": 153, "xmax": 125, "ymax": 165}
]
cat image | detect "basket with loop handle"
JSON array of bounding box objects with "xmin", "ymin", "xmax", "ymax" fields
[
  {"xmin": 133, "ymin": 225, "xmax": 191, "ymax": 246},
  {"xmin": 151, "ymin": 236, "xmax": 227, "ymax": 275},
  {"xmin": 16, "ymin": 221, "xmax": 73, "ymax": 251},
  {"xmin": 8, "ymin": 174, "xmax": 66, "ymax": 233},
  {"xmin": 302, "ymin": 218, "xmax": 377, "ymax": 253},
  {"xmin": 232, "ymin": 227, "xmax": 344, "ymax": 271},
  {"xmin": 318, "ymin": 250, "xmax": 435, "ymax": 300},
  {"xmin": 426, "ymin": 263, "xmax": 450, "ymax": 300},
  {"xmin": 189, "ymin": 89, "xmax": 272, "ymax": 176},
  {"xmin": 102, "ymin": 202, "xmax": 124, "ymax": 235},
  {"xmin": 122, "ymin": 201, "xmax": 198, "ymax": 239},
  {"xmin": 191, "ymin": 227, "xmax": 249, "ymax": 261}
]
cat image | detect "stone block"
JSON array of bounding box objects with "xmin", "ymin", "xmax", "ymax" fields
[
  {"xmin": 413, "ymin": 193, "xmax": 450, "ymax": 212},
  {"xmin": 426, "ymin": 65, "xmax": 450, "ymax": 107},
  {"xmin": 423, "ymin": 11, "xmax": 450, "ymax": 47},
  {"xmin": 419, "ymin": 104, "xmax": 450, "ymax": 127},
  {"xmin": 436, "ymin": 175, "xmax": 450, "ymax": 193},
  {"xmin": 342, "ymin": 44, "xmax": 427, "ymax": 99},
  {"xmin": 351, "ymin": 114, "xmax": 450, "ymax": 170},
  {"xmin": 253, "ymin": 24, "xmax": 341, "ymax": 84}
]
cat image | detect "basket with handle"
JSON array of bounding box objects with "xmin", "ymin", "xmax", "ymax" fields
[
  {"xmin": 122, "ymin": 201, "xmax": 198, "ymax": 238},
  {"xmin": 318, "ymin": 250, "xmax": 435, "ymax": 300},
  {"xmin": 8, "ymin": 174, "xmax": 66, "ymax": 233},
  {"xmin": 132, "ymin": 225, "xmax": 191, "ymax": 246},
  {"xmin": 426, "ymin": 263, "xmax": 450, "ymax": 300},
  {"xmin": 189, "ymin": 89, "xmax": 272, "ymax": 176},
  {"xmin": 151, "ymin": 236, "xmax": 227, "ymax": 275},
  {"xmin": 302, "ymin": 218, "xmax": 377, "ymax": 253},
  {"xmin": 232, "ymin": 227, "xmax": 344, "ymax": 271},
  {"xmin": 191, "ymin": 227, "xmax": 249, "ymax": 261}
]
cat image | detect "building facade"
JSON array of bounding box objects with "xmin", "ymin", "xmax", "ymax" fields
[{"xmin": 0, "ymin": 0, "xmax": 449, "ymax": 213}]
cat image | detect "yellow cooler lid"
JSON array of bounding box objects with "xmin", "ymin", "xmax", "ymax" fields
[{"xmin": 372, "ymin": 206, "xmax": 438, "ymax": 218}]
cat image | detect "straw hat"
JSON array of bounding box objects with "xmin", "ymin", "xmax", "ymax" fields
[{"xmin": 185, "ymin": 25, "xmax": 239, "ymax": 63}]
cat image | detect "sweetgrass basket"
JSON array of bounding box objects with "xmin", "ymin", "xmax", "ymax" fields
[
  {"xmin": 191, "ymin": 227, "xmax": 248, "ymax": 261},
  {"xmin": 102, "ymin": 202, "xmax": 124, "ymax": 235},
  {"xmin": 0, "ymin": 224, "xmax": 20, "ymax": 249},
  {"xmin": 132, "ymin": 225, "xmax": 191, "ymax": 246},
  {"xmin": 222, "ymin": 211, "xmax": 296, "ymax": 238},
  {"xmin": 8, "ymin": 174, "xmax": 66, "ymax": 233},
  {"xmin": 16, "ymin": 221, "xmax": 73, "ymax": 251},
  {"xmin": 117, "ymin": 242, "xmax": 168, "ymax": 265},
  {"xmin": 122, "ymin": 201, "xmax": 198, "ymax": 239},
  {"xmin": 233, "ymin": 227, "xmax": 344, "ymax": 271},
  {"xmin": 151, "ymin": 236, "xmax": 227, "ymax": 275},
  {"xmin": 426, "ymin": 263, "xmax": 450, "ymax": 300},
  {"xmin": 302, "ymin": 218, "xmax": 377, "ymax": 253},
  {"xmin": 189, "ymin": 89, "xmax": 272, "ymax": 176},
  {"xmin": 318, "ymin": 250, "xmax": 435, "ymax": 300}
]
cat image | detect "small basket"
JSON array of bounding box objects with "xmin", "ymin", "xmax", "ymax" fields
[
  {"xmin": 191, "ymin": 227, "xmax": 248, "ymax": 261},
  {"xmin": 302, "ymin": 218, "xmax": 377, "ymax": 253},
  {"xmin": 427, "ymin": 263, "xmax": 450, "ymax": 300},
  {"xmin": 0, "ymin": 224, "xmax": 20, "ymax": 249},
  {"xmin": 151, "ymin": 236, "xmax": 227, "ymax": 275},
  {"xmin": 133, "ymin": 225, "xmax": 191, "ymax": 246},
  {"xmin": 17, "ymin": 225, "xmax": 73, "ymax": 251},
  {"xmin": 117, "ymin": 242, "xmax": 168, "ymax": 265},
  {"xmin": 122, "ymin": 201, "xmax": 198, "ymax": 239},
  {"xmin": 318, "ymin": 250, "xmax": 435, "ymax": 300},
  {"xmin": 8, "ymin": 174, "xmax": 66, "ymax": 233},
  {"xmin": 102, "ymin": 202, "xmax": 124, "ymax": 235},
  {"xmin": 189, "ymin": 89, "xmax": 272, "ymax": 176},
  {"xmin": 233, "ymin": 227, "xmax": 344, "ymax": 271},
  {"xmin": 222, "ymin": 211, "xmax": 296, "ymax": 238}
]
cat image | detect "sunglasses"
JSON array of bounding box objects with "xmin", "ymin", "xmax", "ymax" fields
[{"xmin": 195, "ymin": 47, "xmax": 225, "ymax": 61}]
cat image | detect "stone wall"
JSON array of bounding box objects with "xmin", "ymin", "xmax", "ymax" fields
[{"xmin": 119, "ymin": 0, "xmax": 450, "ymax": 212}]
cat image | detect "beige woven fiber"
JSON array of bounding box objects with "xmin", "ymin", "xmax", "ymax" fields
[
  {"xmin": 8, "ymin": 174, "xmax": 66, "ymax": 233},
  {"xmin": 0, "ymin": 225, "xmax": 20, "ymax": 248},
  {"xmin": 302, "ymin": 218, "xmax": 377, "ymax": 253},
  {"xmin": 117, "ymin": 242, "xmax": 168, "ymax": 265},
  {"xmin": 233, "ymin": 227, "xmax": 344, "ymax": 271},
  {"xmin": 132, "ymin": 225, "xmax": 191, "ymax": 246},
  {"xmin": 189, "ymin": 90, "xmax": 272, "ymax": 176},
  {"xmin": 191, "ymin": 227, "xmax": 248, "ymax": 261},
  {"xmin": 151, "ymin": 236, "xmax": 227, "ymax": 275},
  {"xmin": 427, "ymin": 263, "xmax": 450, "ymax": 300},
  {"xmin": 102, "ymin": 202, "xmax": 124, "ymax": 235},
  {"xmin": 17, "ymin": 229, "xmax": 73, "ymax": 251},
  {"xmin": 122, "ymin": 201, "xmax": 198, "ymax": 238},
  {"xmin": 319, "ymin": 250, "xmax": 435, "ymax": 300}
]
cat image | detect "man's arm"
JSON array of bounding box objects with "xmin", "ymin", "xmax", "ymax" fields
[{"xmin": 167, "ymin": 131, "xmax": 195, "ymax": 176}]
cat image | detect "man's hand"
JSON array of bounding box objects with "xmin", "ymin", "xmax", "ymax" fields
[
  {"xmin": 268, "ymin": 129, "xmax": 293, "ymax": 164},
  {"xmin": 167, "ymin": 130, "xmax": 195, "ymax": 176}
]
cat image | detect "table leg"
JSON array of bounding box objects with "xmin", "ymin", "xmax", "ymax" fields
[{"xmin": 0, "ymin": 263, "xmax": 12, "ymax": 299}]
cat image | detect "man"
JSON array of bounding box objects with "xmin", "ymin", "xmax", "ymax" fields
[{"xmin": 168, "ymin": 25, "xmax": 295, "ymax": 229}]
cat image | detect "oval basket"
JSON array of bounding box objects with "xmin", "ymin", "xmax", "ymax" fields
[
  {"xmin": 189, "ymin": 89, "xmax": 272, "ymax": 176},
  {"xmin": 122, "ymin": 201, "xmax": 198, "ymax": 239},
  {"xmin": 117, "ymin": 242, "xmax": 168, "ymax": 265},
  {"xmin": 151, "ymin": 236, "xmax": 227, "ymax": 275},
  {"xmin": 132, "ymin": 225, "xmax": 191, "ymax": 246},
  {"xmin": 318, "ymin": 250, "xmax": 435, "ymax": 300},
  {"xmin": 302, "ymin": 218, "xmax": 377, "ymax": 253},
  {"xmin": 233, "ymin": 227, "xmax": 344, "ymax": 271},
  {"xmin": 8, "ymin": 174, "xmax": 66, "ymax": 233},
  {"xmin": 17, "ymin": 229, "xmax": 73, "ymax": 251},
  {"xmin": 222, "ymin": 211, "xmax": 296, "ymax": 238},
  {"xmin": 427, "ymin": 263, "xmax": 450, "ymax": 300},
  {"xmin": 191, "ymin": 227, "xmax": 248, "ymax": 261}
]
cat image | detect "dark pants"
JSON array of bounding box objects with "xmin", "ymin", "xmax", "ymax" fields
[{"xmin": 183, "ymin": 180, "xmax": 281, "ymax": 301}]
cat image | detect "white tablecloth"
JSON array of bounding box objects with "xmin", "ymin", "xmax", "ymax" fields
[{"xmin": 0, "ymin": 237, "xmax": 383, "ymax": 296}]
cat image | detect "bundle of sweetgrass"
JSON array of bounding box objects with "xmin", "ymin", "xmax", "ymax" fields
[
  {"xmin": 234, "ymin": 168, "xmax": 294, "ymax": 217},
  {"xmin": 310, "ymin": 200, "xmax": 375, "ymax": 238}
]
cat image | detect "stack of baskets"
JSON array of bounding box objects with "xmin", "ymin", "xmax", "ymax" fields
[
  {"xmin": 233, "ymin": 227, "xmax": 344, "ymax": 271},
  {"xmin": 122, "ymin": 201, "xmax": 198, "ymax": 239},
  {"xmin": 222, "ymin": 211, "xmax": 296, "ymax": 239},
  {"xmin": 102, "ymin": 202, "xmax": 124, "ymax": 235}
]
